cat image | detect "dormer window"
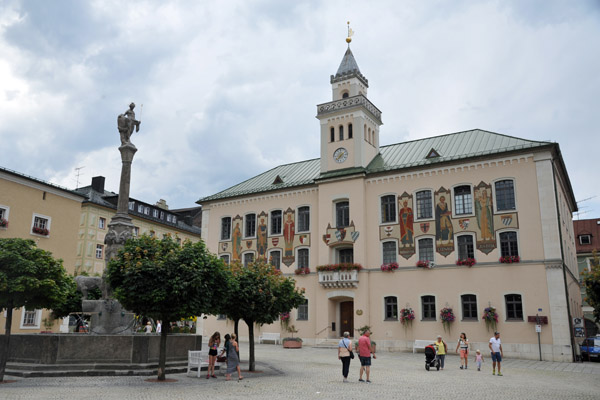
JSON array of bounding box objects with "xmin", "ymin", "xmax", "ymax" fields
[
  {"xmin": 272, "ymin": 175, "xmax": 284, "ymax": 185},
  {"xmin": 426, "ymin": 148, "xmax": 440, "ymax": 159},
  {"xmin": 579, "ymin": 235, "xmax": 592, "ymax": 245}
]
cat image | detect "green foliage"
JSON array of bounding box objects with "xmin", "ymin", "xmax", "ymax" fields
[
  {"xmin": 0, "ymin": 238, "xmax": 73, "ymax": 312},
  {"xmin": 106, "ymin": 235, "xmax": 230, "ymax": 322},
  {"xmin": 582, "ymin": 250, "xmax": 600, "ymax": 323}
]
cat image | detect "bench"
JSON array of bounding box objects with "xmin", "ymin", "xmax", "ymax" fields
[
  {"xmin": 188, "ymin": 349, "xmax": 228, "ymax": 377},
  {"xmin": 258, "ymin": 332, "xmax": 281, "ymax": 345},
  {"xmin": 413, "ymin": 340, "xmax": 434, "ymax": 353}
]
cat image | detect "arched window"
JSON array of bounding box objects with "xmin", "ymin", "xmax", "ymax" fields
[
  {"xmin": 348, "ymin": 123, "xmax": 353, "ymax": 139},
  {"xmin": 339, "ymin": 125, "xmax": 344, "ymax": 141},
  {"xmin": 342, "ymin": 92, "xmax": 349, "ymax": 98},
  {"xmin": 330, "ymin": 127, "xmax": 335, "ymax": 142}
]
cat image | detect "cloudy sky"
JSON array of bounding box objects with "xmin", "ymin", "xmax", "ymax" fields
[{"xmin": 1, "ymin": 0, "xmax": 599, "ymax": 217}]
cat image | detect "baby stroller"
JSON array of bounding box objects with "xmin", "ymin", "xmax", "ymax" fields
[{"xmin": 425, "ymin": 344, "xmax": 440, "ymax": 371}]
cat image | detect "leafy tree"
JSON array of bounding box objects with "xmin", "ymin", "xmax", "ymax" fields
[
  {"xmin": 582, "ymin": 250, "xmax": 600, "ymax": 323},
  {"xmin": 0, "ymin": 238, "xmax": 73, "ymax": 382},
  {"xmin": 220, "ymin": 261, "xmax": 305, "ymax": 371},
  {"xmin": 106, "ymin": 235, "xmax": 229, "ymax": 381}
]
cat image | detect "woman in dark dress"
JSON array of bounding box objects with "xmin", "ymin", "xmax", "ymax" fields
[{"xmin": 222, "ymin": 333, "xmax": 243, "ymax": 381}]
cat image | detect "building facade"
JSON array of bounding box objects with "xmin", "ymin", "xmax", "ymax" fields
[
  {"xmin": 0, "ymin": 167, "xmax": 86, "ymax": 334},
  {"xmin": 574, "ymin": 218, "xmax": 600, "ymax": 336},
  {"xmin": 199, "ymin": 45, "xmax": 580, "ymax": 361},
  {"xmin": 74, "ymin": 176, "xmax": 202, "ymax": 275}
]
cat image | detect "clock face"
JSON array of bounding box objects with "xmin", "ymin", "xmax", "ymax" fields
[{"xmin": 333, "ymin": 147, "xmax": 348, "ymax": 163}]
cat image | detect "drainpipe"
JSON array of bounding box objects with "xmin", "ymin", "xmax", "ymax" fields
[{"xmin": 551, "ymin": 155, "xmax": 576, "ymax": 362}]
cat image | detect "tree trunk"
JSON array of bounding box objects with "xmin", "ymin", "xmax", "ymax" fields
[
  {"xmin": 245, "ymin": 319, "xmax": 255, "ymax": 371},
  {"xmin": 157, "ymin": 318, "xmax": 169, "ymax": 381},
  {"xmin": 234, "ymin": 318, "xmax": 240, "ymax": 360},
  {"xmin": 0, "ymin": 302, "xmax": 14, "ymax": 382}
]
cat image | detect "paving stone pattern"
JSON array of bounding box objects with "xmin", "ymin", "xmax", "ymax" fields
[{"xmin": 3, "ymin": 344, "xmax": 600, "ymax": 399}]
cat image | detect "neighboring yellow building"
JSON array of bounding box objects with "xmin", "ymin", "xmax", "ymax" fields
[
  {"xmin": 198, "ymin": 44, "xmax": 581, "ymax": 361},
  {"xmin": 74, "ymin": 176, "xmax": 202, "ymax": 275},
  {"xmin": 0, "ymin": 166, "xmax": 85, "ymax": 334}
]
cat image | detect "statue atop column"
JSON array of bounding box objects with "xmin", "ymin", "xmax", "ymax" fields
[{"xmin": 117, "ymin": 102, "xmax": 141, "ymax": 146}]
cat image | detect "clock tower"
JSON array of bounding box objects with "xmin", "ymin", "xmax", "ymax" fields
[{"xmin": 317, "ymin": 30, "xmax": 383, "ymax": 175}]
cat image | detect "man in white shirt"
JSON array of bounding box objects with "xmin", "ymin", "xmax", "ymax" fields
[{"xmin": 488, "ymin": 331, "xmax": 504, "ymax": 376}]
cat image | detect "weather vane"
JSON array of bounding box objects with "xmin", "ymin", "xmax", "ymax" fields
[{"xmin": 346, "ymin": 21, "xmax": 354, "ymax": 45}]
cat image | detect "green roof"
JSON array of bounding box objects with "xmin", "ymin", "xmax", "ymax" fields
[{"xmin": 197, "ymin": 129, "xmax": 553, "ymax": 203}]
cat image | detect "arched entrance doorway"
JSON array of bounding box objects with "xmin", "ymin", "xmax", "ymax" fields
[{"xmin": 327, "ymin": 291, "xmax": 355, "ymax": 338}]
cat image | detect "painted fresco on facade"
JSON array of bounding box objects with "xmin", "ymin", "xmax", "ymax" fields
[
  {"xmin": 474, "ymin": 181, "xmax": 496, "ymax": 254},
  {"xmin": 257, "ymin": 211, "xmax": 268, "ymax": 260},
  {"xmin": 323, "ymin": 221, "xmax": 360, "ymax": 247},
  {"xmin": 283, "ymin": 207, "xmax": 295, "ymax": 266},
  {"xmin": 435, "ymin": 187, "xmax": 454, "ymax": 257},
  {"xmin": 232, "ymin": 215, "xmax": 243, "ymax": 261},
  {"xmin": 398, "ymin": 192, "xmax": 415, "ymax": 259}
]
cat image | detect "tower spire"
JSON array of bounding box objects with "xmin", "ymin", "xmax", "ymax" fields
[{"xmin": 346, "ymin": 21, "xmax": 354, "ymax": 46}]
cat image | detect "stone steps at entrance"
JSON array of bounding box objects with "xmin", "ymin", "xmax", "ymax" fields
[{"xmin": 314, "ymin": 339, "xmax": 343, "ymax": 349}]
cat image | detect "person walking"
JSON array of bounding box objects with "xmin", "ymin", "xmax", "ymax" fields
[
  {"xmin": 207, "ymin": 331, "xmax": 221, "ymax": 379},
  {"xmin": 474, "ymin": 349, "xmax": 484, "ymax": 371},
  {"xmin": 222, "ymin": 333, "xmax": 243, "ymax": 381},
  {"xmin": 455, "ymin": 332, "xmax": 470, "ymax": 369},
  {"xmin": 434, "ymin": 335, "xmax": 447, "ymax": 370},
  {"xmin": 489, "ymin": 331, "xmax": 503, "ymax": 376},
  {"xmin": 358, "ymin": 330, "xmax": 376, "ymax": 383},
  {"xmin": 338, "ymin": 331, "xmax": 353, "ymax": 382}
]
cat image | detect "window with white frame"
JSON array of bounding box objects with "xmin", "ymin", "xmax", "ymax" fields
[
  {"xmin": 380, "ymin": 195, "xmax": 396, "ymax": 224},
  {"xmin": 297, "ymin": 248, "xmax": 309, "ymax": 269},
  {"xmin": 32, "ymin": 215, "xmax": 50, "ymax": 235},
  {"xmin": 98, "ymin": 217, "xmax": 106, "ymax": 229},
  {"xmin": 173, "ymin": 216, "xmax": 177, "ymax": 223},
  {"xmin": 454, "ymin": 185, "xmax": 473, "ymax": 215},
  {"xmin": 499, "ymin": 231, "xmax": 519, "ymax": 257},
  {"xmin": 153, "ymin": 209, "xmax": 159, "ymax": 218},
  {"xmin": 416, "ymin": 190, "xmax": 433, "ymax": 219},
  {"xmin": 269, "ymin": 249, "xmax": 281, "ymax": 270},
  {"xmin": 20, "ymin": 308, "xmax": 40, "ymax": 328},
  {"xmin": 133, "ymin": 226, "xmax": 140, "ymax": 237},
  {"xmin": 220, "ymin": 254, "xmax": 230, "ymax": 265},
  {"xmin": 461, "ymin": 294, "xmax": 478, "ymax": 320},
  {"xmin": 495, "ymin": 179, "xmax": 516, "ymax": 211},
  {"xmin": 505, "ymin": 294, "xmax": 523, "ymax": 320},
  {"xmin": 338, "ymin": 248, "xmax": 353, "ymax": 263},
  {"xmin": 297, "ymin": 206, "xmax": 310, "ymax": 232},
  {"xmin": 128, "ymin": 201, "xmax": 135, "ymax": 211},
  {"xmin": 384, "ymin": 296, "xmax": 398, "ymax": 320},
  {"xmin": 336, "ymin": 201, "xmax": 350, "ymax": 228},
  {"xmin": 221, "ymin": 217, "xmax": 232, "ymax": 240},
  {"xmin": 160, "ymin": 211, "xmax": 165, "ymax": 220},
  {"xmin": 421, "ymin": 295, "xmax": 436, "ymax": 320},
  {"xmin": 96, "ymin": 244, "xmax": 104, "ymax": 259},
  {"xmin": 270, "ymin": 210, "xmax": 282, "ymax": 235},
  {"xmin": 137, "ymin": 204, "xmax": 144, "ymax": 213},
  {"xmin": 245, "ymin": 213, "xmax": 256, "ymax": 238},
  {"xmin": 0, "ymin": 205, "xmax": 8, "ymax": 226},
  {"xmin": 297, "ymin": 299, "xmax": 308, "ymax": 321},
  {"xmin": 457, "ymin": 235, "xmax": 474, "ymax": 259},
  {"xmin": 418, "ymin": 238, "xmax": 435, "ymax": 262},
  {"xmin": 382, "ymin": 241, "xmax": 397, "ymax": 264},
  {"xmin": 579, "ymin": 235, "xmax": 591, "ymax": 245},
  {"xmin": 243, "ymin": 252, "xmax": 254, "ymax": 267},
  {"xmin": 144, "ymin": 207, "xmax": 150, "ymax": 216}
]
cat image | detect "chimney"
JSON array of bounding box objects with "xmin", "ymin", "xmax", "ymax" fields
[{"xmin": 91, "ymin": 176, "xmax": 105, "ymax": 193}]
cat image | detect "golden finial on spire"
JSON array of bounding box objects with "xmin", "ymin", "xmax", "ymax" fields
[{"xmin": 346, "ymin": 21, "xmax": 354, "ymax": 44}]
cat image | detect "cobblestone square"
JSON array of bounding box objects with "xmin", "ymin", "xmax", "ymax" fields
[{"xmin": 2, "ymin": 344, "xmax": 600, "ymax": 399}]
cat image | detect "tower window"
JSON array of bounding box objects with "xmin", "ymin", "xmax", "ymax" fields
[
  {"xmin": 336, "ymin": 201, "xmax": 350, "ymax": 228},
  {"xmin": 339, "ymin": 125, "xmax": 344, "ymax": 141},
  {"xmin": 342, "ymin": 92, "xmax": 349, "ymax": 98},
  {"xmin": 348, "ymin": 123, "xmax": 353, "ymax": 139},
  {"xmin": 330, "ymin": 127, "xmax": 335, "ymax": 142}
]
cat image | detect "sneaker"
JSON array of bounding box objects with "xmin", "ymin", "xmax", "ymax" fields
[
  {"xmin": 498, "ymin": 372, "xmax": 503, "ymax": 376},
  {"xmin": 477, "ymin": 367, "xmax": 480, "ymax": 371},
  {"xmin": 211, "ymin": 375, "xmax": 217, "ymax": 378},
  {"xmin": 343, "ymin": 378, "xmax": 348, "ymax": 383},
  {"xmin": 465, "ymin": 366, "xmax": 468, "ymax": 370},
  {"xmin": 206, "ymin": 375, "xmax": 210, "ymax": 379},
  {"xmin": 492, "ymin": 371, "xmax": 495, "ymax": 375},
  {"xmin": 460, "ymin": 366, "xmax": 463, "ymax": 369},
  {"xmin": 366, "ymin": 380, "xmax": 371, "ymax": 384},
  {"xmin": 359, "ymin": 379, "xmax": 365, "ymax": 382}
]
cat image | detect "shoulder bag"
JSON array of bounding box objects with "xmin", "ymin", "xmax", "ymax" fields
[{"xmin": 343, "ymin": 339, "xmax": 354, "ymax": 359}]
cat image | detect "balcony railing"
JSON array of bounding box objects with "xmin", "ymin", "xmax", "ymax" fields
[
  {"xmin": 316, "ymin": 95, "xmax": 382, "ymax": 123},
  {"xmin": 318, "ymin": 270, "xmax": 359, "ymax": 288}
]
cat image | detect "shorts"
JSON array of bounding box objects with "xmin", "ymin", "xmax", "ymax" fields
[
  {"xmin": 460, "ymin": 349, "xmax": 468, "ymax": 358},
  {"xmin": 209, "ymin": 349, "xmax": 218, "ymax": 356},
  {"xmin": 359, "ymin": 356, "xmax": 372, "ymax": 366},
  {"xmin": 491, "ymin": 352, "xmax": 502, "ymax": 362}
]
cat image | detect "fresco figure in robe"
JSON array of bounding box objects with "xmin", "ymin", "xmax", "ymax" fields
[
  {"xmin": 399, "ymin": 200, "xmax": 414, "ymax": 247},
  {"xmin": 475, "ymin": 189, "xmax": 494, "ymax": 241},
  {"xmin": 435, "ymin": 196, "xmax": 453, "ymax": 244},
  {"xmin": 232, "ymin": 222, "xmax": 242, "ymax": 261},
  {"xmin": 283, "ymin": 212, "xmax": 295, "ymax": 258},
  {"xmin": 257, "ymin": 217, "xmax": 268, "ymax": 259}
]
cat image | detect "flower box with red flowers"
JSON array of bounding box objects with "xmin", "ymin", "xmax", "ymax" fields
[
  {"xmin": 456, "ymin": 258, "xmax": 476, "ymax": 267},
  {"xmin": 380, "ymin": 262, "xmax": 399, "ymax": 272},
  {"xmin": 295, "ymin": 267, "xmax": 310, "ymax": 275},
  {"xmin": 416, "ymin": 260, "xmax": 431, "ymax": 268},
  {"xmin": 317, "ymin": 263, "xmax": 363, "ymax": 272},
  {"xmin": 0, "ymin": 218, "xmax": 8, "ymax": 228},
  {"xmin": 499, "ymin": 256, "xmax": 520, "ymax": 264},
  {"xmin": 400, "ymin": 308, "xmax": 415, "ymax": 325},
  {"xmin": 32, "ymin": 226, "xmax": 49, "ymax": 236}
]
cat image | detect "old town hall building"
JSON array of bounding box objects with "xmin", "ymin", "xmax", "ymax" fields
[{"xmin": 197, "ymin": 42, "xmax": 580, "ymax": 361}]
